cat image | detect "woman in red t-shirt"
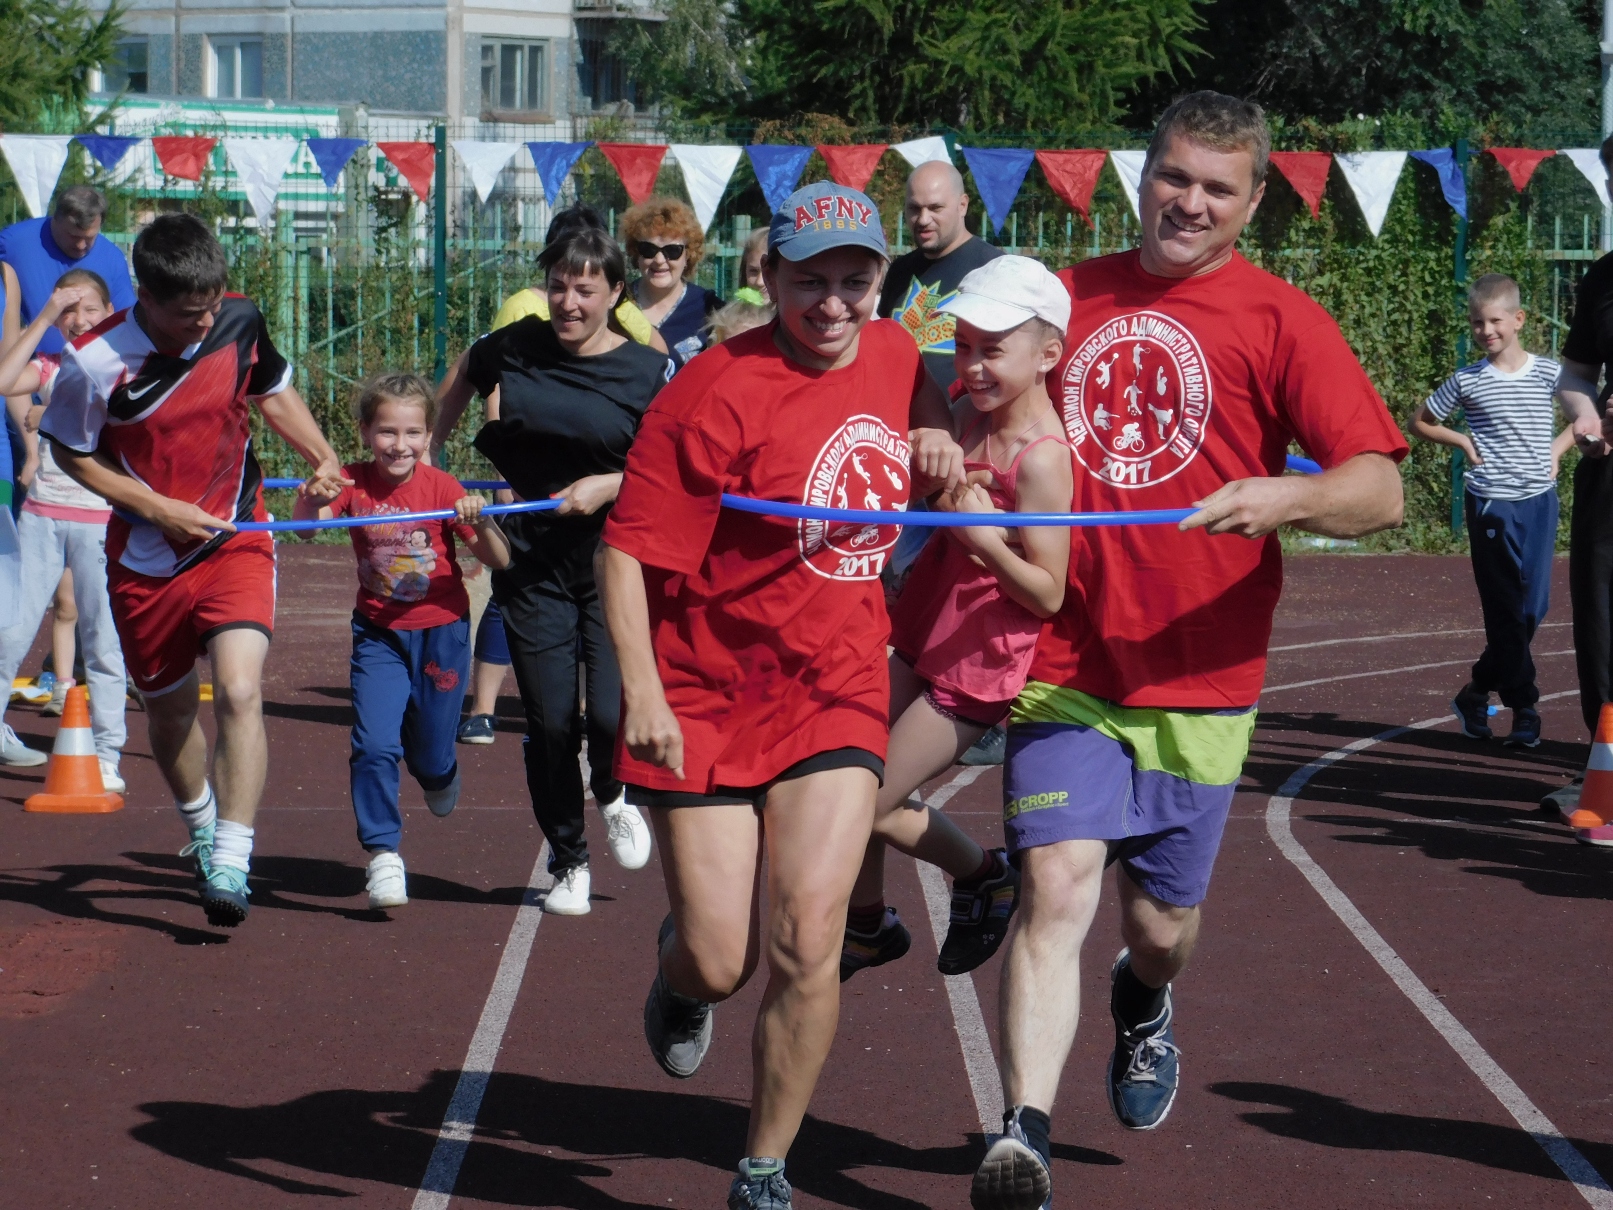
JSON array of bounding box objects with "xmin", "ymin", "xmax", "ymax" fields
[{"xmin": 601, "ymin": 182, "xmax": 962, "ymax": 1208}]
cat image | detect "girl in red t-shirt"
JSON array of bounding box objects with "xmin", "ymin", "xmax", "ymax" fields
[
  {"xmin": 295, "ymin": 374, "xmax": 510, "ymax": 911},
  {"xmin": 601, "ymin": 182, "xmax": 962, "ymax": 1209},
  {"xmin": 844, "ymin": 255, "xmax": 1075, "ymax": 986}
]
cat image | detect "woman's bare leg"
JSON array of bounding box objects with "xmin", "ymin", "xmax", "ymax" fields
[{"xmin": 650, "ymin": 802, "xmax": 765, "ymax": 1001}]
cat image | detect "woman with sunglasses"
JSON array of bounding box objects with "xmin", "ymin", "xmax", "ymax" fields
[{"xmin": 621, "ymin": 197, "xmax": 723, "ymax": 369}]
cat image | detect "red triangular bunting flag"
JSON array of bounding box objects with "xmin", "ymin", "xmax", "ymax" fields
[
  {"xmin": 1035, "ymin": 150, "xmax": 1108, "ymax": 223},
  {"xmin": 816, "ymin": 144, "xmax": 889, "ymax": 192},
  {"xmin": 151, "ymin": 136, "xmax": 217, "ymax": 182},
  {"xmin": 597, "ymin": 143, "xmax": 668, "ymax": 205},
  {"xmin": 377, "ymin": 142, "xmax": 437, "ymax": 202},
  {"xmin": 1268, "ymin": 152, "xmax": 1332, "ymax": 219},
  {"xmin": 1487, "ymin": 148, "xmax": 1555, "ymax": 192}
]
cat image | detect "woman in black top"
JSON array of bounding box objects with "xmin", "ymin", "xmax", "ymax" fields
[{"xmin": 434, "ymin": 227, "xmax": 670, "ymax": 914}]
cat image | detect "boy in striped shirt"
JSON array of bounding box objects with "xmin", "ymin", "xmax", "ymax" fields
[{"xmin": 1414, "ymin": 273, "xmax": 1574, "ymax": 747}]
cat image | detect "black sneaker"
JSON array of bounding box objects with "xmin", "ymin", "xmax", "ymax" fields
[
  {"xmin": 644, "ymin": 914, "xmax": 712, "ymax": 1078},
  {"xmin": 1451, "ymin": 683, "xmax": 1492, "ymax": 740},
  {"xmin": 1107, "ymin": 949, "xmax": 1180, "ymax": 1130},
  {"xmin": 959, "ymin": 724, "xmax": 1007, "ymax": 767},
  {"xmin": 728, "ymin": 1158, "xmax": 792, "ymax": 1209},
  {"xmin": 839, "ymin": 906, "xmax": 911, "ymax": 982},
  {"xmin": 971, "ymin": 1106, "xmax": 1051, "ymax": 1210},
  {"xmin": 1505, "ymin": 707, "xmax": 1541, "ymax": 748},
  {"xmin": 939, "ymin": 850, "xmax": 1020, "ymax": 976}
]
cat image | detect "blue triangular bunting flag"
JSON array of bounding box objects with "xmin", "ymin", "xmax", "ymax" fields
[
  {"xmin": 960, "ymin": 147, "xmax": 1037, "ymax": 235},
  {"xmin": 1409, "ymin": 148, "xmax": 1468, "ymax": 221},
  {"xmin": 747, "ymin": 145, "xmax": 814, "ymax": 214},
  {"xmin": 305, "ymin": 137, "xmax": 368, "ymax": 189},
  {"xmin": 74, "ymin": 134, "xmax": 140, "ymax": 173},
  {"xmin": 527, "ymin": 141, "xmax": 592, "ymax": 207}
]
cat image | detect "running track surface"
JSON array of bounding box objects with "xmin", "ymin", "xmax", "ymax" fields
[{"xmin": 0, "ymin": 548, "xmax": 1606, "ymax": 1209}]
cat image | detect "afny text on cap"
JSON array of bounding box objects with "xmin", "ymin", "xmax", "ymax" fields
[
  {"xmin": 769, "ymin": 181, "xmax": 888, "ymax": 262},
  {"xmin": 938, "ymin": 255, "xmax": 1071, "ymax": 334}
]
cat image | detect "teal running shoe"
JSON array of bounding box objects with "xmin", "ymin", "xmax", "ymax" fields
[
  {"xmin": 179, "ymin": 822, "xmax": 215, "ymax": 889},
  {"xmin": 201, "ymin": 865, "xmax": 250, "ymax": 927}
]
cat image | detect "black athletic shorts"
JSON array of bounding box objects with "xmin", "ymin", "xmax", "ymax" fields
[{"xmin": 625, "ymin": 747, "xmax": 885, "ymax": 809}]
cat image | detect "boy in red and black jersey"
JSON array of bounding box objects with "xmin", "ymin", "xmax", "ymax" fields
[{"xmin": 42, "ymin": 213, "xmax": 347, "ymax": 928}]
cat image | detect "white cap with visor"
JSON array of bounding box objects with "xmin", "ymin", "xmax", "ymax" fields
[{"xmin": 937, "ymin": 254, "xmax": 1071, "ymax": 334}]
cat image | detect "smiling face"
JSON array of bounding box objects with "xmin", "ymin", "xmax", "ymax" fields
[
  {"xmin": 764, "ymin": 247, "xmax": 884, "ymax": 369},
  {"xmin": 546, "ymin": 264, "xmax": 623, "ymax": 350},
  {"xmin": 1139, "ymin": 133, "xmax": 1264, "ymax": 278},
  {"xmin": 1470, "ymin": 299, "xmax": 1526, "ymax": 357},
  {"xmin": 954, "ymin": 319, "xmax": 1063, "ymax": 411},
  {"xmin": 56, "ymin": 290, "xmax": 111, "ymax": 340},
  {"xmin": 634, "ymin": 234, "xmax": 689, "ymax": 290},
  {"xmin": 362, "ymin": 397, "xmax": 432, "ymax": 484},
  {"xmin": 136, "ymin": 286, "xmax": 224, "ymax": 351}
]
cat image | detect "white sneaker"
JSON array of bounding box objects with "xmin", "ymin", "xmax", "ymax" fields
[
  {"xmin": 544, "ymin": 863, "xmax": 591, "ymax": 915},
  {"xmin": 98, "ymin": 756, "xmax": 126, "ymax": 794},
  {"xmin": 598, "ymin": 794, "xmax": 652, "ymax": 870},
  {"xmin": 366, "ymin": 851, "xmax": 408, "ymax": 909},
  {"xmin": 0, "ymin": 724, "xmax": 46, "ymax": 767}
]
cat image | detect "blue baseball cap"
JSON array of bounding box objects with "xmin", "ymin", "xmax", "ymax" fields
[{"xmin": 768, "ymin": 180, "xmax": 888, "ymax": 262}]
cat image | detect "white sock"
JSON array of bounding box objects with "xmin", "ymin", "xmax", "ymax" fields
[
  {"xmin": 211, "ymin": 819, "xmax": 254, "ymax": 873},
  {"xmin": 176, "ymin": 784, "xmax": 217, "ymax": 834}
]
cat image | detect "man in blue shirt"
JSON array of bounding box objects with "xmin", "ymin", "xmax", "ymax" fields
[{"xmin": 0, "ymin": 185, "xmax": 135, "ymax": 355}]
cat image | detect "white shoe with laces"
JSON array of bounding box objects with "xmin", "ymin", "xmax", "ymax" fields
[
  {"xmin": 367, "ymin": 851, "xmax": 408, "ymax": 909},
  {"xmin": 544, "ymin": 863, "xmax": 592, "ymax": 915},
  {"xmin": 598, "ymin": 794, "xmax": 652, "ymax": 870},
  {"xmin": 0, "ymin": 724, "xmax": 46, "ymax": 767},
  {"xmin": 98, "ymin": 756, "xmax": 126, "ymax": 793}
]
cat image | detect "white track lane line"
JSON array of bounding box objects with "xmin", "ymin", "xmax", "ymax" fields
[
  {"xmin": 1269, "ymin": 622, "xmax": 1567, "ymax": 654},
  {"xmin": 1264, "ymin": 649, "xmax": 1574, "ymax": 694},
  {"xmin": 411, "ymin": 843, "xmax": 555, "ymax": 1210},
  {"xmin": 1267, "ymin": 690, "xmax": 1613, "ymax": 1208},
  {"xmin": 911, "ymin": 765, "xmax": 1005, "ymax": 1139}
]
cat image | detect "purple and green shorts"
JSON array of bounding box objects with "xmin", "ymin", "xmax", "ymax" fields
[{"xmin": 1002, "ymin": 682, "xmax": 1256, "ymax": 907}]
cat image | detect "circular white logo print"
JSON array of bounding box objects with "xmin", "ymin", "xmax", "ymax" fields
[
  {"xmin": 1060, "ymin": 310, "xmax": 1212, "ymax": 489},
  {"xmin": 799, "ymin": 414, "xmax": 911, "ymax": 581}
]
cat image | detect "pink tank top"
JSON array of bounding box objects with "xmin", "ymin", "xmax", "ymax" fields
[{"xmin": 889, "ymin": 416, "xmax": 1069, "ymax": 703}]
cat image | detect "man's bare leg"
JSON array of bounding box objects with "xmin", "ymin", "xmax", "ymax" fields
[{"xmin": 207, "ymin": 628, "xmax": 270, "ymax": 827}]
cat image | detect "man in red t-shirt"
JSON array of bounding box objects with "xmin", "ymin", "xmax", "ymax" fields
[
  {"xmin": 42, "ymin": 214, "xmax": 347, "ymax": 930},
  {"xmin": 601, "ymin": 181, "xmax": 962, "ymax": 1210},
  {"xmin": 971, "ymin": 94, "xmax": 1408, "ymax": 1210}
]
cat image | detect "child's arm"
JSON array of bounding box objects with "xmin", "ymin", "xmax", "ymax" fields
[
  {"xmin": 454, "ymin": 494, "xmax": 512, "ymax": 569},
  {"xmin": 16, "ymin": 403, "xmax": 42, "ymax": 490},
  {"xmin": 1552, "ymin": 426, "xmax": 1575, "ymax": 479},
  {"xmin": 1410, "ymin": 401, "xmax": 1482, "ymax": 465},
  {"xmin": 946, "ymin": 440, "xmax": 1074, "ymax": 618},
  {"xmin": 0, "ymin": 283, "xmax": 85, "ymax": 397}
]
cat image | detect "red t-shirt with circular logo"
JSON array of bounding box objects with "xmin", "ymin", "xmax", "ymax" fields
[
  {"xmin": 1034, "ymin": 250, "xmax": 1409, "ymax": 709},
  {"xmin": 603, "ymin": 319, "xmax": 923, "ymax": 793}
]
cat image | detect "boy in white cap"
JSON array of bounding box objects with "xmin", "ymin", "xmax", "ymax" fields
[{"xmin": 842, "ymin": 255, "xmax": 1074, "ymax": 984}]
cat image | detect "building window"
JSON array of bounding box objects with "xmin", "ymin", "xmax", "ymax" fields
[
  {"xmin": 101, "ymin": 39, "xmax": 149, "ymax": 94},
  {"xmin": 577, "ymin": 23, "xmax": 639, "ymax": 111},
  {"xmin": 210, "ymin": 39, "xmax": 263, "ymax": 99},
  {"xmin": 480, "ymin": 39, "xmax": 548, "ymax": 115}
]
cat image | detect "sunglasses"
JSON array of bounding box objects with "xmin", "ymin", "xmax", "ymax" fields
[{"xmin": 635, "ymin": 241, "xmax": 687, "ymax": 262}]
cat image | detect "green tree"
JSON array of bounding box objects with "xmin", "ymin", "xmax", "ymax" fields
[
  {"xmin": 0, "ymin": 0, "xmax": 122, "ymax": 132},
  {"xmin": 620, "ymin": 0, "xmax": 1203, "ymax": 134},
  {"xmin": 1130, "ymin": 0, "xmax": 1598, "ymax": 136}
]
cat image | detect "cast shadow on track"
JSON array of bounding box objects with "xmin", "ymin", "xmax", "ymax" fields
[
  {"xmin": 0, "ymin": 853, "xmax": 531, "ymax": 946},
  {"xmin": 1210, "ymin": 1081, "xmax": 1613, "ymax": 1185},
  {"xmin": 130, "ymin": 1070, "xmax": 1124, "ymax": 1208}
]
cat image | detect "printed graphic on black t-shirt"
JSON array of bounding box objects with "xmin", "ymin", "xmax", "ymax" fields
[{"xmin": 877, "ymin": 236, "xmax": 1003, "ymax": 389}]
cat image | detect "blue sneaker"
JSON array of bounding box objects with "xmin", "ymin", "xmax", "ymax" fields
[
  {"xmin": 456, "ymin": 714, "xmax": 495, "ymax": 745},
  {"xmin": 1451, "ymin": 683, "xmax": 1492, "ymax": 740},
  {"xmin": 1107, "ymin": 949, "xmax": 1181, "ymax": 1131},
  {"xmin": 1504, "ymin": 707, "xmax": 1541, "ymax": 748},
  {"xmin": 728, "ymin": 1158, "xmax": 792, "ymax": 1209},
  {"xmin": 971, "ymin": 1106, "xmax": 1052, "ymax": 1210},
  {"xmin": 201, "ymin": 865, "xmax": 250, "ymax": 928},
  {"xmin": 179, "ymin": 822, "xmax": 215, "ymax": 888}
]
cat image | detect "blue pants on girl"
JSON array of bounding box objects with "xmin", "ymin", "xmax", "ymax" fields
[{"xmin": 350, "ymin": 612, "xmax": 469, "ymax": 851}]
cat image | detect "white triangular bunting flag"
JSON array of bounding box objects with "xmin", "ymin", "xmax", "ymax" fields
[
  {"xmin": 1563, "ymin": 149, "xmax": 1612, "ymax": 211},
  {"xmin": 671, "ymin": 144, "xmax": 743, "ymax": 231},
  {"xmin": 223, "ymin": 137, "xmax": 300, "ymax": 228},
  {"xmin": 1109, "ymin": 150, "xmax": 1146, "ymax": 220},
  {"xmin": 0, "ymin": 135, "xmax": 73, "ymax": 218},
  {"xmin": 1334, "ymin": 151, "xmax": 1408, "ymax": 237},
  {"xmin": 452, "ymin": 140, "xmax": 520, "ymax": 204},
  {"xmin": 892, "ymin": 136, "xmax": 952, "ymax": 168}
]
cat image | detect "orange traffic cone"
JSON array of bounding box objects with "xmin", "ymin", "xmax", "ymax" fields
[
  {"xmin": 23, "ymin": 685, "xmax": 122, "ymax": 814},
  {"xmin": 1568, "ymin": 702, "xmax": 1613, "ymax": 829}
]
